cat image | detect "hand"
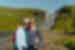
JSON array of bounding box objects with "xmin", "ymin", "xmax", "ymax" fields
[{"xmin": 35, "ymin": 37, "xmax": 40, "ymax": 44}]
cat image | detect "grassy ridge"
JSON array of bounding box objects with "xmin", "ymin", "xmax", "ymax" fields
[
  {"xmin": 0, "ymin": 8, "xmax": 34, "ymax": 31},
  {"xmin": 52, "ymin": 6, "xmax": 75, "ymax": 50},
  {"xmin": 52, "ymin": 6, "xmax": 73, "ymax": 32},
  {"xmin": 0, "ymin": 7, "xmax": 45, "ymax": 31},
  {"xmin": 0, "ymin": 16, "xmax": 19, "ymax": 31}
]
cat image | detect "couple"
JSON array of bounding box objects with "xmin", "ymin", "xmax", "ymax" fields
[{"xmin": 12, "ymin": 18, "xmax": 44, "ymax": 50}]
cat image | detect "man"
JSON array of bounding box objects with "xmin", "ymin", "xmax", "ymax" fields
[
  {"xmin": 27, "ymin": 18, "xmax": 37, "ymax": 50},
  {"xmin": 12, "ymin": 18, "xmax": 31, "ymax": 50},
  {"xmin": 27, "ymin": 18, "xmax": 44, "ymax": 50}
]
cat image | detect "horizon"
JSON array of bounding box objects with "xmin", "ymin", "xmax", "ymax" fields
[{"xmin": 0, "ymin": 0, "xmax": 75, "ymax": 14}]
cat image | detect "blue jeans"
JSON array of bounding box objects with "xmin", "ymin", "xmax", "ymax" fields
[
  {"xmin": 28, "ymin": 45, "xmax": 38, "ymax": 50},
  {"xmin": 13, "ymin": 44, "xmax": 18, "ymax": 50}
]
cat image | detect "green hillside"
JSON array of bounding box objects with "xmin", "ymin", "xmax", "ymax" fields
[
  {"xmin": 0, "ymin": 7, "xmax": 45, "ymax": 31},
  {"xmin": 51, "ymin": 6, "xmax": 74, "ymax": 32},
  {"xmin": 50, "ymin": 6, "xmax": 75, "ymax": 50}
]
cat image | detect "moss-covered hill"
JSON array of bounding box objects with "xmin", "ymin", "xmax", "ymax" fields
[
  {"xmin": 51, "ymin": 6, "xmax": 75, "ymax": 32},
  {"xmin": 0, "ymin": 7, "xmax": 45, "ymax": 31}
]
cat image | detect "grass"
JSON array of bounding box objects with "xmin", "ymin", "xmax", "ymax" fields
[
  {"xmin": 0, "ymin": 7, "xmax": 45, "ymax": 31},
  {"xmin": 0, "ymin": 15, "xmax": 19, "ymax": 31},
  {"xmin": 49, "ymin": 7, "xmax": 75, "ymax": 50}
]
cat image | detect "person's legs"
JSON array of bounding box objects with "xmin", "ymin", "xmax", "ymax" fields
[
  {"xmin": 13, "ymin": 44, "xmax": 18, "ymax": 50},
  {"xmin": 34, "ymin": 48, "xmax": 38, "ymax": 50},
  {"xmin": 13, "ymin": 47, "xmax": 18, "ymax": 50},
  {"xmin": 28, "ymin": 45, "xmax": 35, "ymax": 50},
  {"xmin": 18, "ymin": 47, "xmax": 23, "ymax": 50},
  {"xmin": 22, "ymin": 47, "xmax": 28, "ymax": 50},
  {"xmin": 16, "ymin": 46, "xmax": 27, "ymax": 50}
]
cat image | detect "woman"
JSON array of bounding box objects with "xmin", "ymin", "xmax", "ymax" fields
[{"xmin": 12, "ymin": 18, "xmax": 31, "ymax": 50}]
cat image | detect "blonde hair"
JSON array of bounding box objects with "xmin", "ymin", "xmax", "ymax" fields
[{"xmin": 23, "ymin": 18, "xmax": 31, "ymax": 24}]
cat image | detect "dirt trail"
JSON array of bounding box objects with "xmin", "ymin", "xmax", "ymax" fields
[
  {"xmin": 0, "ymin": 31, "xmax": 68, "ymax": 50},
  {"xmin": 42, "ymin": 31, "xmax": 68, "ymax": 50},
  {"xmin": 0, "ymin": 37, "xmax": 10, "ymax": 50}
]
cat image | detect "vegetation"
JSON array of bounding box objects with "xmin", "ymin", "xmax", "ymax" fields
[
  {"xmin": 50, "ymin": 6, "xmax": 75, "ymax": 50},
  {"xmin": 0, "ymin": 7, "xmax": 45, "ymax": 32},
  {"xmin": 64, "ymin": 39, "xmax": 75, "ymax": 50},
  {"xmin": 51, "ymin": 6, "xmax": 74, "ymax": 32}
]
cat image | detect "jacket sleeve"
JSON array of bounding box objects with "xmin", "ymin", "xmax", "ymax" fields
[
  {"xmin": 12, "ymin": 32, "xmax": 16, "ymax": 44},
  {"xmin": 36, "ymin": 30, "xmax": 45, "ymax": 48}
]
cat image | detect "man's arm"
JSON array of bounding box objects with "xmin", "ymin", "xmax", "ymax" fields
[{"xmin": 36, "ymin": 30, "xmax": 45, "ymax": 48}]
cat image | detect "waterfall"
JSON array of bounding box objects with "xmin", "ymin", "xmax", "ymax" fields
[{"xmin": 45, "ymin": 12, "xmax": 56, "ymax": 30}]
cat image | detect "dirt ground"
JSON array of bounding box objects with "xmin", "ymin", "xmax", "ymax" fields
[{"xmin": 0, "ymin": 31, "xmax": 69, "ymax": 50}]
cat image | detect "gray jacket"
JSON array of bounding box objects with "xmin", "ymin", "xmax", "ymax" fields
[
  {"xmin": 27, "ymin": 27, "xmax": 45, "ymax": 48},
  {"xmin": 37, "ymin": 30, "xmax": 45, "ymax": 48}
]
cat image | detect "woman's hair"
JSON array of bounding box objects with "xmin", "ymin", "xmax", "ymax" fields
[{"xmin": 20, "ymin": 17, "xmax": 30, "ymax": 25}]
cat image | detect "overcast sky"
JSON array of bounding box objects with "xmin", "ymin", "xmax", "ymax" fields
[{"xmin": 0, "ymin": 0, "xmax": 75, "ymax": 13}]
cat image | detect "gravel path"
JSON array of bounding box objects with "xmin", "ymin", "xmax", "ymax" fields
[
  {"xmin": 0, "ymin": 37, "xmax": 9, "ymax": 50},
  {"xmin": 0, "ymin": 32, "xmax": 68, "ymax": 50},
  {"xmin": 0, "ymin": 32, "xmax": 13, "ymax": 50}
]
